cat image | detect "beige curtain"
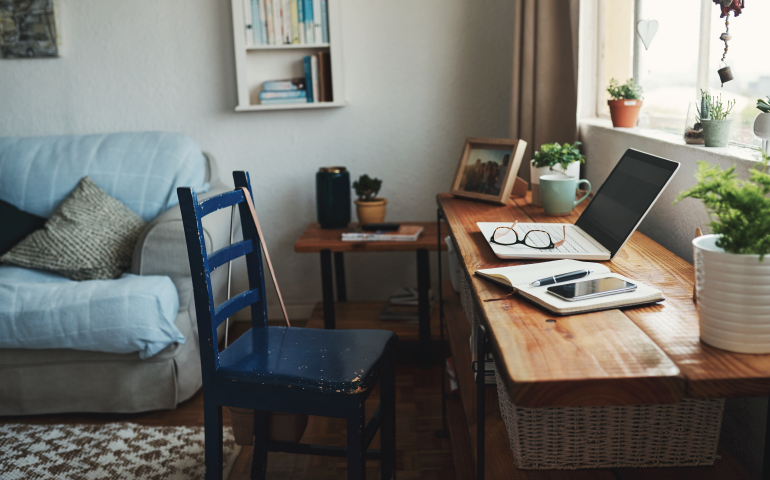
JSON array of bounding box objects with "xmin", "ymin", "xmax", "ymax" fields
[{"xmin": 511, "ymin": 0, "xmax": 580, "ymax": 182}]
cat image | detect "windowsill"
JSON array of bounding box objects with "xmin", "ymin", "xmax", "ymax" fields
[{"xmin": 580, "ymin": 117, "xmax": 764, "ymax": 164}]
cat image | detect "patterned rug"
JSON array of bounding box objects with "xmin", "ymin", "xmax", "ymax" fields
[{"xmin": 0, "ymin": 423, "xmax": 241, "ymax": 480}]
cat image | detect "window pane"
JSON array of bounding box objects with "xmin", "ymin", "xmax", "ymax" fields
[
  {"xmin": 708, "ymin": 3, "xmax": 770, "ymax": 147},
  {"xmin": 636, "ymin": 0, "xmax": 702, "ymax": 134}
]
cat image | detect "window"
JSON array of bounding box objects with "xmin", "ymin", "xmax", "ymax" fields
[{"xmin": 597, "ymin": 0, "xmax": 768, "ymax": 147}]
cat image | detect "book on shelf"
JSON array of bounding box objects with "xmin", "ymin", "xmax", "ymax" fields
[
  {"xmin": 317, "ymin": 51, "xmax": 332, "ymax": 101},
  {"xmin": 297, "ymin": 0, "xmax": 306, "ymax": 44},
  {"xmin": 303, "ymin": 0, "xmax": 314, "ymax": 43},
  {"xmin": 259, "ymin": 90, "xmax": 307, "ymax": 100},
  {"xmin": 470, "ymin": 333, "xmax": 496, "ymax": 385},
  {"xmin": 290, "ymin": 0, "xmax": 299, "ymax": 44},
  {"xmin": 321, "ymin": 0, "xmax": 329, "ymax": 43},
  {"xmin": 282, "ymin": 0, "xmax": 292, "ymax": 44},
  {"xmin": 271, "ymin": 0, "xmax": 282, "ymax": 45},
  {"xmin": 258, "ymin": 0, "xmax": 268, "ymax": 44},
  {"xmin": 474, "ymin": 259, "xmax": 664, "ymax": 316},
  {"xmin": 303, "ymin": 56, "xmax": 314, "ymax": 102},
  {"xmin": 310, "ymin": 55, "xmax": 319, "ymax": 103},
  {"xmin": 243, "ymin": 0, "xmax": 254, "ymax": 46},
  {"xmin": 263, "ymin": 78, "xmax": 306, "ymax": 91},
  {"xmin": 259, "ymin": 97, "xmax": 308, "ymax": 105},
  {"xmin": 312, "ymin": 0, "xmax": 323, "ymax": 44},
  {"xmin": 341, "ymin": 225, "xmax": 424, "ymax": 242},
  {"xmin": 387, "ymin": 287, "xmax": 434, "ymax": 306},
  {"xmin": 265, "ymin": 0, "xmax": 275, "ymax": 44}
]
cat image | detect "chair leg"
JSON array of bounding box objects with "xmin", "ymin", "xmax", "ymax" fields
[
  {"xmin": 204, "ymin": 402, "xmax": 224, "ymax": 480},
  {"xmin": 347, "ymin": 396, "xmax": 367, "ymax": 480},
  {"xmin": 250, "ymin": 410, "xmax": 270, "ymax": 480},
  {"xmin": 380, "ymin": 352, "xmax": 396, "ymax": 480}
]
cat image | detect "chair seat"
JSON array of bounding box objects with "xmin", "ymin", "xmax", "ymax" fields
[{"xmin": 217, "ymin": 327, "xmax": 397, "ymax": 394}]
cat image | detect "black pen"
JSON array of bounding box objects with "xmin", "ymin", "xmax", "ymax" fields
[{"xmin": 529, "ymin": 269, "xmax": 593, "ymax": 287}]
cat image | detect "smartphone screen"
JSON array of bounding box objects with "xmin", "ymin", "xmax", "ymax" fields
[{"xmin": 547, "ymin": 277, "xmax": 636, "ymax": 302}]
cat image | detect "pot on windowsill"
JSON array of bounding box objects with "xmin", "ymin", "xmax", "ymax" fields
[
  {"xmin": 608, "ymin": 99, "xmax": 643, "ymax": 128},
  {"xmin": 754, "ymin": 112, "xmax": 770, "ymax": 155},
  {"xmin": 693, "ymin": 234, "xmax": 770, "ymax": 354},
  {"xmin": 355, "ymin": 198, "xmax": 388, "ymax": 224},
  {"xmin": 701, "ymin": 119, "xmax": 733, "ymax": 147}
]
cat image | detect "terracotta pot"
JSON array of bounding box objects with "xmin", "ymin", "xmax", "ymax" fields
[
  {"xmin": 355, "ymin": 198, "xmax": 387, "ymax": 224},
  {"xmin": 608, "ymin": 99, "xmax": 643, "ymax": 128},
  {"xmin": 228, "ymin": 407, "xmax": 309, "ymax": 446}
]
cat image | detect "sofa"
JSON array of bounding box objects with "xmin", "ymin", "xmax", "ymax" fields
[{"xmin": 0, "ymin": 132, "xmax": 231, "ymax": 415}]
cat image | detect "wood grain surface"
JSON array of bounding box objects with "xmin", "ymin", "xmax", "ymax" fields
[
  {"xmin": 294, "ymin": 222, "xmax": 447, "ymax": 253},
  {"xmin": 441, "ymin": 192, "xmax": 770, "ymax": 402}
]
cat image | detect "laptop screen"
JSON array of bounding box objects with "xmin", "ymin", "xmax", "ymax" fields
[{"xmin": 574, "ymin": 149, "xmax": 679, "ymax": 258}]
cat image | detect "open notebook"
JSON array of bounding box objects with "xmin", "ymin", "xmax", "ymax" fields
[{"xmin": 475, "ymin": 259, "xmax": 664, "ymax": 316}]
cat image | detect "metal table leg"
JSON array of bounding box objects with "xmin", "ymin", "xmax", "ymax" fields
[
  {"xmin": 476, "ymin": 323, "xmax": 487, "ymax": 480},
  {"xmin": 417, "ymin": 248, "xmax": 432, "ymax": 369},
  {"xmin": 763, "ymin": 397, "xmax": 770, "ymax": 479},
  {"xmin": 334, "ymin": 252, "xmax": 347, "ymax": 302},
  {"xmin": 320, "ymin": 249, "xmax": 335, "ymax": 329},
  {"xmin": 436, "ymin": 209, "xmax": 448, "ymax": 438}
]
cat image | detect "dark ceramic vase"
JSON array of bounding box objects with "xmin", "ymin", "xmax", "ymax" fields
[{"xmin": 316, "ymin": 167, "xmax": 351, "ymax": 229}]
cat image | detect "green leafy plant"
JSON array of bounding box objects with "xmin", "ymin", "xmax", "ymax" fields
[
  {"xmin": 606, "ymin": 78, "xmax": 643, "ymax": 101},
  {"xmin": 697, "ymin": 89, "xmax": 735, "ymax": 121},
  {"xmin": 674, "ymin": 151, "xmax": 770, "ymax": 259},
  {"xmin": 758, "ymin": 96, "xmax": 770, "ymax": 114},
  {"xmin": 352, "ymin": 174, "xmax": 382, "ymax": 202},
  {"xmin": 532, "ymin": 142, "xmax": 585, "ymax": 172}
]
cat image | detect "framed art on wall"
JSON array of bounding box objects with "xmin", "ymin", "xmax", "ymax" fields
[
  {"xmin": 449, "ymin": 137, "xmax": 527, "ymax": 205},
  {"xmin": 0, "ymin": 0, "xmax": 59, "ymax": 59}
]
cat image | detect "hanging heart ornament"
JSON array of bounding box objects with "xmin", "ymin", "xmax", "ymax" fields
[{"xmin": 636, "ymin": 19, "xmax": 659, "ymax": 50}]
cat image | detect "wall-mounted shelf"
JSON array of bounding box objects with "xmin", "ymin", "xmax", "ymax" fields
[{"xmin": 230, "ymin": 0, "xmax": 345, "ymax": 112}]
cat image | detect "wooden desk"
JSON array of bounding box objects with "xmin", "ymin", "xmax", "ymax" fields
[
  {"xmin": 437, "ymin": 192, "xmax": 765, "ymax": 478},
  {"xmin": 294, "ymin": 221, "xmax": 446, "ymax": 366}
]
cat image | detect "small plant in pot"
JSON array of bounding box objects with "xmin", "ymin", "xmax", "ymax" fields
[
  {"xmin": 754, "ymin": 96, "xmax": 770, "ymax": 154},
  {"xmin": 607, "ymin": 78, "xmax": 643, "ymax": 128},
  {"xmin": 530, "ymin": 142, "xmax": 585, "ymax": 207},
  {"xmin": 698, "ymin": 89, "xmax": 736, "ymax": 147},
  {"xmin": 674, "ymin": 151, "xmax": 770, "ymax": 354},
  {"xmin": 353, "ymin": 174, "xmax": 387, "ymax": 224}
]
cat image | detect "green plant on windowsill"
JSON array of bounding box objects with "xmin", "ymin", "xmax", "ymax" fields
[
  {"xmin": 696, "ymin": 89, "xmax": 735, "ymax": 121},
  {"xmin": 532, "ymin": 142, "xmax": 585, "ymax": 172},
  {"xmin": 674, "ymin": 151, "xmax": 770, "ymax": 259},
  {"xmin": 758, "ymin": 97, "xmax": 770, "ymax": 114},
  {"xmin": 606, "ymin": 78, "xmax": 643, "ymax": 100}
]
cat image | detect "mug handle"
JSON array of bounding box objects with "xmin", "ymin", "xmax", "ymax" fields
[{"xmin": 573, "ymin": 179, "xmax": 591, "ymax": 207}]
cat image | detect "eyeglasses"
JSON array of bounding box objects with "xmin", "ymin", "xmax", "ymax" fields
[{"xmin": 489, "ymin": 221, "xmax": 566, "ymax": 250}]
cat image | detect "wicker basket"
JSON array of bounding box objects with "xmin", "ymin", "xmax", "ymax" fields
[
  {"xmin": 494, "ymin": 370, "xmax": 724, "ymax": 469},
  {"xmin": 459, "ymin": 272, "xmax": 480, "ymax": 327}
]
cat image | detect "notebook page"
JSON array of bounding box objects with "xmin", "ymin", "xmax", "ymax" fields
[{"xmin": 476, "ymin": 260, "xmax": 611, "ymax": 288}]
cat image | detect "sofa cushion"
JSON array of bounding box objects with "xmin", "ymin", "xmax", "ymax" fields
[
  {"xmin": 1, "ymin": 177, "xmax": 146, "ymax": 281},
  {"xmin": 0, "ymin": 132, "xmax": 210, "ymax": 222},
  {"xmin": 0, "ymin": 200, "xmax": 45, "ymax": 255},
  {"xmin": 0, "ymin": 266, "xmax": 184, "ymax": 359}
]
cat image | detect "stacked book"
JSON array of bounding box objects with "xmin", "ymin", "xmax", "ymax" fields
[
  {"xmin": 258, "ymin": 52, "xmax": 332, "ymax": 105},
  {"xmin": 379, "ymin": 288, "xmax": 434, "ymax": 322},
  {"xmin": 470, "ymin": 331, "xmax": 496, "ymax": 385},
  {"xmin": 243, "ymin": 0, "xmax": 330, "ymax": 46}
]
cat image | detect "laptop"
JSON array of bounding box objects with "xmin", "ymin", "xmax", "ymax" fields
[{"xmin": 477, "ymin": 149, "xmax": 680, "ymax": 260}]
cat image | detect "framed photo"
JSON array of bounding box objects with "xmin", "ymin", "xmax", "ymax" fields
[{"xmin": 449, "ymin": 138, "xmax": 527, "ymax": 205}]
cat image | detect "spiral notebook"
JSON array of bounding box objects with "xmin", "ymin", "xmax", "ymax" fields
[{"xmin": 474, "ymin": 260, "xmax": 664, "ymax": 316}]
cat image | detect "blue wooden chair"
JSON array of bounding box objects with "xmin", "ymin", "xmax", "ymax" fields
[{"xmin": 177, "ymin": 171, "xmax": 398, "ymax": 480}]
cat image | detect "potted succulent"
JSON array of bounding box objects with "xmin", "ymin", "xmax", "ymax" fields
[
  {"xmin": 607, "ymin": 78, "xmax": 644, "ymax": 128},
  {"xmin": 530, "ymin": 142, "xmax": 585, "ymax": 207},
  {"xmin": 755, "ymin": 96, "xmax": 770, "ymax": 154},
  {"xmin": 353, "ymin": 174, "xmax": 387, "ymax": 224},
  {"xmin": 698, "ymin": 90, "xmax": 735, "ymax": 147},
  {"xmin": 674, "ymin": 151, "xmax": 770, "ymax": 354}
]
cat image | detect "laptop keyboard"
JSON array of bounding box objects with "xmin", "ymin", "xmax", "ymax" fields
[{"xmin": 513, "ymin": 224, "xmax": 592, "ymax": 253}]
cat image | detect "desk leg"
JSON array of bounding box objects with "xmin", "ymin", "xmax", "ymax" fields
[
  {"xmin": 334, "ymin": 252, "xmax": 347, "ymax": 302},
  {"xmin": 320, "ymin": 249, "xmax": 335, "ymax": 329},
  {"xmin": 435, "ymin": 209, "xmax": 449, "ymax": 439},
  {"xmin": 417, "ymin": 248, "xmax": 432, "ymax": 369},
  {"xmin": 764, "ymin": 397, "xmax": 770, "ymax": 479},
  {"xmin": 476, "ymin": 323, "xmax": 486, "ymax": 480}
]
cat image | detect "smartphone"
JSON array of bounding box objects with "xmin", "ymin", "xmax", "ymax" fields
[{"xmin": 546, "ymin": 277, "xmax": 636, "ymax": 302}]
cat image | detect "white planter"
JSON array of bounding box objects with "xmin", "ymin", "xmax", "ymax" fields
[
  {"xmin": 694, "ymin": 234, "xmax": 770, "ymax": 354},
  {"xmin": 530, "ymin": 161, "xmax": 580, "ymax": 206},
  {"xmin": 754, "ymin": 112, "xmax": 770, "ymax": 155}
]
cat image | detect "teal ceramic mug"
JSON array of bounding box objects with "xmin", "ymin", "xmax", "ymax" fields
[{"xmin": 539, "ymin": 175, "xmax": 591, "ymax": 216}]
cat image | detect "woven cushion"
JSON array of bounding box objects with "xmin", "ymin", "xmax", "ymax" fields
[
  {"xmin": 0, "ymin": 200, "xmax": 45, "ymax": 255},
  {"xmin": 1, "ymin": 177, "xmax": 146, "ymax": 280}
]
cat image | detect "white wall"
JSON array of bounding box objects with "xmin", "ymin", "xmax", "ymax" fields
[{"xmin": 0, "ymin": 0, "xmax": 514, "ymax": 316}]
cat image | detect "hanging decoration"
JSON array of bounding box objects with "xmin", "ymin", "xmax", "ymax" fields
[
  {"xmin": 636, "ymin": 19, "xmax": 659, "ymax": 50},
  {"xmin": 712, "ymin": 0, "xmax": 745, "ymax": 86}
]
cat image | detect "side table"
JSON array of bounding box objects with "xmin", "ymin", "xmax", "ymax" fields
[{"xmin": 294, "ymin": 222, "xmax": 446, "ymax": 366}]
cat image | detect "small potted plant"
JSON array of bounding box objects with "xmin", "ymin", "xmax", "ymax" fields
[
  {"xmin": 754, "ymin": 96, "xmax": 770, "ymax": 154},
  {"xmin": 607, "ymin": 78, "xmax": 643, "ymax": 128},
  {"xmin": 674, "ymin": 151, "xmax": 770, "ymax": 354},
  {"xmin": 698, "ymin": 89, "xmax": 735, "ymax": 147},
  {"xmin": 353, "ymin": 174, "xmax": 387, "ymax": 224},
  {"xmin": 530, "ymin": 142, "xmax": 585, "ymax": 207}
]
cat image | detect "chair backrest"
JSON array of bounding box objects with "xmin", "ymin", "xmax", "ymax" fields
[{"xmin": 177, "ymin": 171, "xmax": 268, "ymax": 378}]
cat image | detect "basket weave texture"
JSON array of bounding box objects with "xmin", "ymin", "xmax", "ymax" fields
[
  {"xmin": 494, "ymin": 370, "xmax": 724, "ymax": 469},
  {"xmin": 459, "ymin": 272, "xmax": 480, "ymax": 327}
]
